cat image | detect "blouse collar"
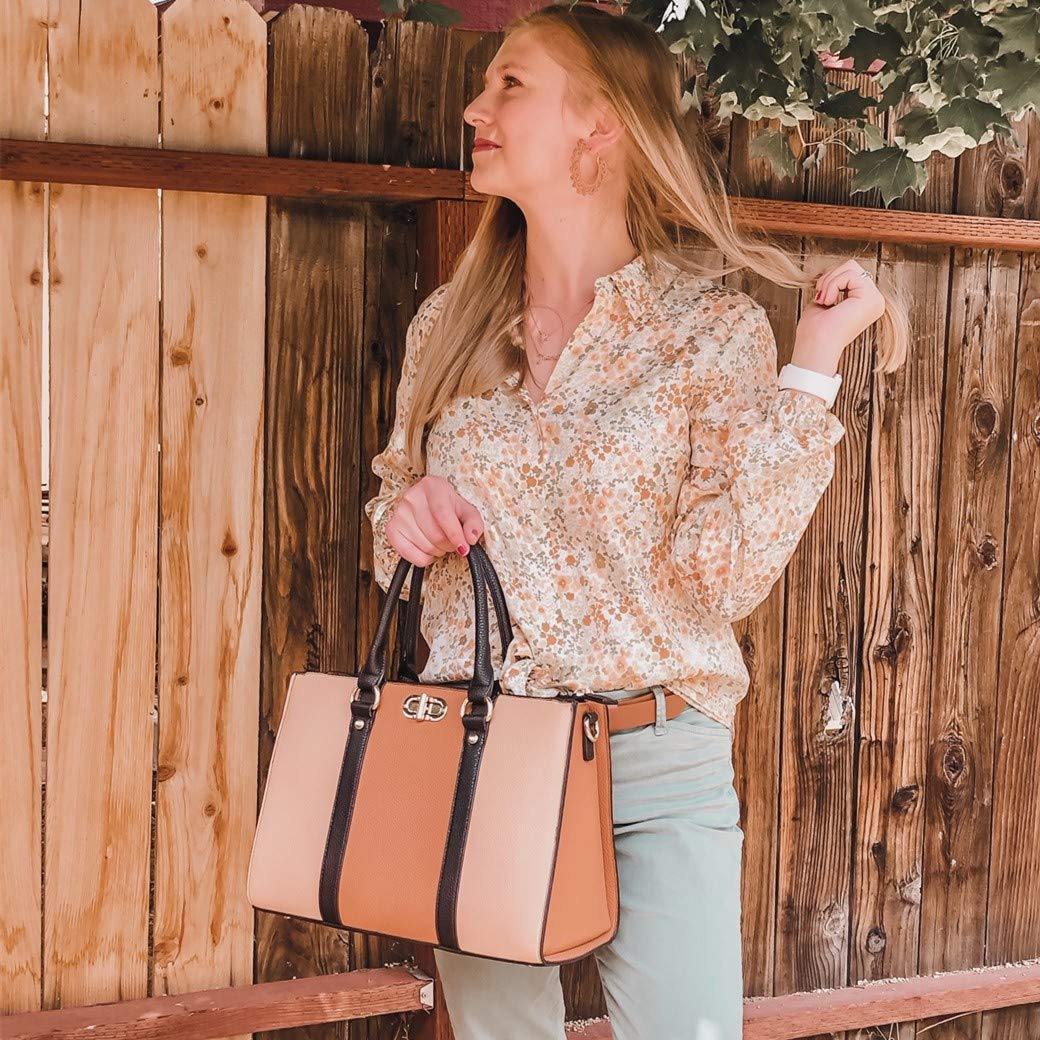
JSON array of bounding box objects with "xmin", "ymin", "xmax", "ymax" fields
[
  {"xmin": 502, "ymin": 252, "xmax": 686, "ymax": 393},
  {"xmin": 594, "ymin": 250, "xmax": 682, "ymax": 317}
]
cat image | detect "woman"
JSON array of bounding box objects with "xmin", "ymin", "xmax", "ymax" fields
[{"xmin": 364, "ymin": 5, "xmax": 906, "ymax": 1038}]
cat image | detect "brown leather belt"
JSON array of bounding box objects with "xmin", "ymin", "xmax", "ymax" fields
[{"xmin": 605, "ymin": 689, "xmax": 692, "ymax": 735}]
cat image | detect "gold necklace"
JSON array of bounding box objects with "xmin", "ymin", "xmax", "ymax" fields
[
  {"xmin": 522, "ymin": 284, "xmax": 595, "ymax": 366},
  {"xmin": 522, "ymin": 316, "xmax": 559, "ymax": 395},
  {"xmin": 525, "ymin": 367, "xmax": 548, "ymax": 394},
  {"xmin": 527, "ymin": 310, "xmax": 566, "ymax": 363}
]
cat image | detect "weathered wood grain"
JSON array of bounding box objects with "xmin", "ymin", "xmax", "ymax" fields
[
  {"xmin": 725, "ymin": 79, "xmax": 806, "ymax": 1008},
  {"xmin": 156, "ymin": 2, "xmax": 267, "ymax": 1029},
  {"xmin": 261, "ymin": 6, "xmax": 371, "ymax": 1040},
  {"xmin": 916, "ymin": 113, "xmax": 1033, "ymax": 1040},
  {"xmin": 44, "ymin": 0, "xmax": 161, "ymax": 1010},
  {"xmin": 0, "ymin": 0, "xmax": 47, "ymax": 1015},
  {"xmin": 844, "ymin": 87, "xmax": 956, "ymax": 1040},
  {"xmin": 776, "ymin": 64, "xmax": 883, "ymax": 1040},
  {"xmin": 963, "ymin": 111, "xmax": 1040, "ymax": 1040},
  {"xmin": 985, "ymin": 253, "xmax": 1040, "ymax": 1040}
]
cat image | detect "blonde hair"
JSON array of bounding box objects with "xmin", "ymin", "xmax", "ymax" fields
[{"xmin": 402, "ymin": 2, "xmax": 910, "ymax": 473}]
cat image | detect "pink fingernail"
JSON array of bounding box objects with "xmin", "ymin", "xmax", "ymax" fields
[{"xmin": 457, "ymin": 544, "xmax": 468, "ymax": 555}]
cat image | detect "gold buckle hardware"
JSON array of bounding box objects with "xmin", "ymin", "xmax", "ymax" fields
[
  {"xmin": 350, "ymin": 685, "xmax": 381, "ymax": 710},
  {"xmin": 461, "ymin": 696, "xmax": 494, "ymax": 723},
  {"xmin": 403, "ymin": 691, "xmax": 448, "ymax": 721}
]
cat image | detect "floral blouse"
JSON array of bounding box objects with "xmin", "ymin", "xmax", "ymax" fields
[{"xmin": 363, "ymin": 252, "xmax": 845, "ymax": 730}]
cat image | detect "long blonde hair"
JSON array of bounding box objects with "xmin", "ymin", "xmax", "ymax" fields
[{"xmin": 402, "ymin": 2, "xmax": 910, "ymax": 473}]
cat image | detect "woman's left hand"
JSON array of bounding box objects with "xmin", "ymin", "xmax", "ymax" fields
[{"xmin": 794, "ymin": 259, "xmax": 887, "ymax": 362}]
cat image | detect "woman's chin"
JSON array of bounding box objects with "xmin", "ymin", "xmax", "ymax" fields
[{"xmin": 469, "ymin": 167, "xmax": 497, "ymax": 195}]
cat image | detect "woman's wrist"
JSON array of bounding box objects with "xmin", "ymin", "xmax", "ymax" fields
[{"xmin": 789, "ymin": 340, "xmax": 844, "ymax": 376}]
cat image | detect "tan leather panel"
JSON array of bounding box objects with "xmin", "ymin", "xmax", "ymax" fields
[
  {"xmin": 542, "ymin": 701, "xmax": 615, "ymax": 959},
  {"xmin": 247, "ymin": 672, "xmax": 352, "ymax": 921},
  {"xmin": 338, "ymin": 679, "xmax": 468, "ymax": 944},
  {"xmin": 596, "ymin": 701, "xmax": 619, "ymax": 938},
  {"xmin": 454, "ymin": 695, "xmax": 574, "ymax": 960}
]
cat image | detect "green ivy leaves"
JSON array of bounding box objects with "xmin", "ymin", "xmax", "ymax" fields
[{"xmin": 655, "ymin": 0, "xmax": 1039, "ymax": 205}]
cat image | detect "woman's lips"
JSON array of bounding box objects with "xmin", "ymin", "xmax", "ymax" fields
[{"xmin": 473, "ymin": 141, "xmax": 500, "ymax": 151}]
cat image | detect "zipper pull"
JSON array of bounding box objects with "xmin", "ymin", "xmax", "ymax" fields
[{"xmin": 581, "ymin": 710, "xmax": 600, "ymax": 761}]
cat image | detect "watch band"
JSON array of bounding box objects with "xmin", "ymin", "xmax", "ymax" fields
[{"xmin": 778, "ymin": 363, "xmax": 842, "ymax": 408}]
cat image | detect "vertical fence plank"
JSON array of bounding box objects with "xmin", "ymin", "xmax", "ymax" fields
[
  {"xmin": 725, "ymin": 101, "xmax": 807, "ymax": 1006},
  {"xmin": 852, "ymin": 235, "xmax": 949, "ymax": 1035},
  {"xmin": 156, "ymin": 0, "xmax": 266, "ymax": 1020},
  {"xmin": 0, "ymin": 0, "xmax": 47, "ymax": 1015},
  {"xmin": 920, "ymin": 243, "xmax": 1020, "ymax": 1038},
  {"xmin": 775, "ymin": 66, "xmax": 882, "ymax": 1040},
  {"xmin": 360, "ymin": 11, "xmax": 468, "ymax": 650},
  {"xmin": 969, "ymin": 116, "xmax": 1040, "ymax": 1040},
  {"xmin": 986, "ymin": 245, "xmax": 1040, "ymax": 1040},
  {"xmin": 261, "ymin": 8, "xmax": 370, "ymax": 1039},
  {"xmin": 44, "ymin": 0, "xmax": 161, "ymax": 1008},
  {"xmin": 916, "ymin": 121, "xmax": 1030, "ymax": 1040},
  {"xmin": 845, "ymin": 89, "xmax": 957, "ymax": 1040}
]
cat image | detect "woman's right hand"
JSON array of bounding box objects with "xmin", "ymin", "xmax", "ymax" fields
[{"xmin": 384, "ymin": 475, "xmax": 485, "ymax": 567}]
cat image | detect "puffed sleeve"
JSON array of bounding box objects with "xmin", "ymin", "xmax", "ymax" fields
[
  {"xmin": 670, "ymin": 300, "xmax": 846, "ymax": 623},
  {"xmin": 363, "ymin": 282, "xmax": 450, "ymax": 598}
]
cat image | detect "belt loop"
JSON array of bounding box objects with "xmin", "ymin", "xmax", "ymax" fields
[{"xmin": 652, "ymin": 684, "xmax": 668, "ymax": 735}]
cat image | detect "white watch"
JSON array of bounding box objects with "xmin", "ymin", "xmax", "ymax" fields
[{"xmin": 778, "ymin": 363, "xmax": 842, "ymax": 408}]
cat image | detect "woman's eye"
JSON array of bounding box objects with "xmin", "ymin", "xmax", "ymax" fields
[{"xmin": 503, "ymin": 76, "xmax": 521, "ymax": 88}]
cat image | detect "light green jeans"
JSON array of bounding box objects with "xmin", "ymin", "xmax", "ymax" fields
[{"xmin": 433, "ymin": 685, "xmax": 745, "ymax": 1040}]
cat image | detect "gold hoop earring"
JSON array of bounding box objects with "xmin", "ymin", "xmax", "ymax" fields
[{"xmin": 569, "ymin": 136, "xmax": 607, "ymax": 196}]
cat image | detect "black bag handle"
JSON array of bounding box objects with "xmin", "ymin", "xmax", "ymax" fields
[
  {"xmin": 395, "ymin": 546, "xmax": 513, "ymax": 683},
  {"xmin": 356, "ymin": 541, "xmax": 510, "ymax": 714}
]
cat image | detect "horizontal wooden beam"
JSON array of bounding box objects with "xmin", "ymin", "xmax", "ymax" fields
[
  {"xmin": 744, "ymin": 957, "xmax": 1040, "ymax": 1040},
  {"xmin": 4, "ymin": 957, "xmax": 1040, "ymax": 1040},
  {"xmin": 733, "ymin": 195, "xmax": 1040, "ymax": 252},
  {"xmin": 0, "ymin": 966, "xmax": 434, "ymax": 1040},
  {"xmin": 563, "ymin": 958, "xmax": 1040, "ymax": 1040},
  {"xmin": 3, "ymin": 137, "xmax": 1039, "ymax": 251},
  {"xmin": 0, "ymin": 138, "xmax": 462, "ymax": 203}
]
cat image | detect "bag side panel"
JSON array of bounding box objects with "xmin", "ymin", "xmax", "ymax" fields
[
  {"xmin": 247, "ymin": 672, "xmax": 351, "ymax": 921},
  {"xmin": 454, "ymin": 695, "xmax": 573, "ymax": 962},
  {"xmin": 541, "ymin": 702, "xmax": 615, "ymax": 960}
]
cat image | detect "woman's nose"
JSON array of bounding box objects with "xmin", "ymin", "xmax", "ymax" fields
[{"xmin": 464, "ymin": 90, "xmax": 493, "ymax": 126}]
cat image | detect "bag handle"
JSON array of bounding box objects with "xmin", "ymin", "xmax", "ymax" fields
[
  {"xmin": 356, "ymin": 541, "xmax": 507, "ymax": 718},
  {"xmin": 396, "ymin": 546, "xmax": 513, "ymax": 683}
]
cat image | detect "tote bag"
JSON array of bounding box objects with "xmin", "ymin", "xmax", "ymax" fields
[{"xmin": 247, "ymin": 541, "xmax": 620, "ymax": 966}]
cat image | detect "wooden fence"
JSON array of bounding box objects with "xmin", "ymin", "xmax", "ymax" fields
[{"xmin": 2, "ymin": 1, "xmax": 1039, "ymax": 1039}]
